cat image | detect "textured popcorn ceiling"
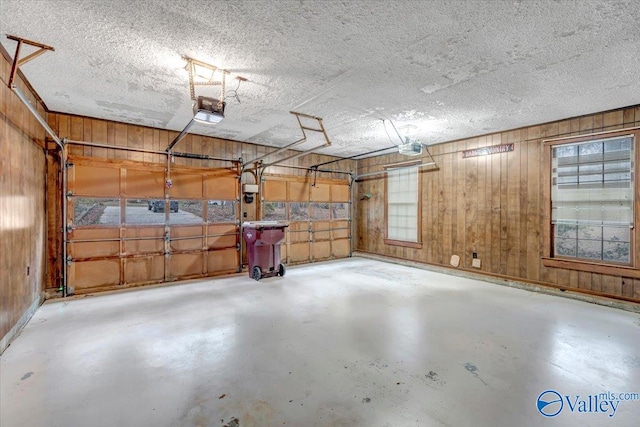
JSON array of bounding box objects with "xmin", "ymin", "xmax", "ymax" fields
[{"xmin": 2, "ymin": 0, "xmax": 640, "ymax": 157}]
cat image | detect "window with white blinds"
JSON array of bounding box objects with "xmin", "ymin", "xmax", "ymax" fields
[
  {"xmin": 387, "ymin": 167, "xmax": 419, "ymax": 242},
  {"xmin": 551, "ymin": 135, "xmax": 634, "ymax": 263}
]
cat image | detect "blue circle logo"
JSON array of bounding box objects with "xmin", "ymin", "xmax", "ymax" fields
[{"xmin": 537, "ymin": 390, "xmax": 563, "ymax": 417}]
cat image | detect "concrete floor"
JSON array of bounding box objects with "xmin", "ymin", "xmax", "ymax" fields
[{"xmin": 1, "ymin": 258, "xmax": 639, "ymax": 427}]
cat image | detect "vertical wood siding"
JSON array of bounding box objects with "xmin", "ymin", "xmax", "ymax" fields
[
  {"xmin": 1, "ymin": 51, "xmax": 47, "ymax": 341},
  {"xmin": 355, "ymin": 106, "xmax": 640, "ymax": 302}
]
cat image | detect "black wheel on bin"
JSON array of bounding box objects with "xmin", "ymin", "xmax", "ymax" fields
[
  {"xmin": 278, "ymin": 263, "xmax": 286, "ymax": 277},
  {"xmin": 252, "ymin": 266, "xmax": 262, "ymax": 281}
]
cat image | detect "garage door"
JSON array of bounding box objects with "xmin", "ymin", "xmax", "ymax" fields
[
  {"xmin": 261, "ymin": 175, "xmax": 351, "ymax": 264},
  {"xmin": 66, "ymin": 156, "xmax": 240, "ymax": 294}
]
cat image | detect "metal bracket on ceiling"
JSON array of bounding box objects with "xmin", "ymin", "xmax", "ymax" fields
[
  {"xmin": 6, "ymin": 35, "xmax": 55, "ymax": 88},
  {"xmin": 183, "ymin": 56, "xmax": 247, "ymax": 103},
  {"xmin": 184, "ymin": 56, "xmax": 226, "ymax": 101},
  {"xmin": 243, "ymin": 111, "xmax": 333, "ymax": 170},
  {"xmin": 5, "ymin": 35, "xmax": 63, "ymax": 149}
]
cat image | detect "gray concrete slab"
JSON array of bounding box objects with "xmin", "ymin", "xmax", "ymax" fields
[{"xmin": 1, "ymin": 258, "xmax": 639, "ymax": 426}]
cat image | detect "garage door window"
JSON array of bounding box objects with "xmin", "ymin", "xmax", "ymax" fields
[
  {"xmin": 331, "ymin": 203, "xmax": 349, "ymax": 220},
  {"xmin": 73, "ymin": 198, "xmax": 120, "ymax": 227},
  {"xmin": 263, "ymin": 202, "xmax": 286, "ymax": 221},
  {"xmin": 207, "ymin": 200, "xmax": 236, "ymax": 223},
  {"xmin": 290, "ymin": 202, "xmax": 309, "ymax": 221},
  {"xmin": 125, "ymin": 199, "xmax": 164, "ymax": 225},
  {"xmin": 311, "ymin": 203, "xmax": 330, "ymax": 221},
  {"xmin": 168, "ymin": 200, "xmax": 203, "ymax": 225}
]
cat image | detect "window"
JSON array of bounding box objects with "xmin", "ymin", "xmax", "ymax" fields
[
  {"xmin": 551, "ymin": 134, "xmax": 634, "ymax": 264},
  {"xmin": 331, "ymin": 203, "xmax": 349, "ymax": 220},
  {"xmin": 289, "ymin": 202, "xmax": 309, "ymax": 221},
  {"xmin": 125, "ymin": 199, "xmax": 164, "ymax": 225},
  {"xmin": 73, "ymin": 198, "xmax": 120, "ymax": 226},
  {"xmin": 207, "ymin": 200, "xmax": 236, "ymax": 223},
  {"xmin": 263, "ymin": 202, "xmax": 286, "ymax": 221},
  {"xmin": 311, "ymin": 203, "xmax": 330, "ymax": 221},
  {"xmin": 168, "ymin": 200, "xmax": 204, "ymax": 225},
  {"xmin": 385, "ymin": 165, "xmax": 420, "ymax": 246}
]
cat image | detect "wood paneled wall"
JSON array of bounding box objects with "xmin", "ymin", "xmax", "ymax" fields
[
  {"xmin": 0, "ymin": 49, "xmax": 47, "ymax": 344},
  {"xmin": 49, "ymin": 112, "xmax": 355, "ymax": 178},
  {"xmin": 356, "ymin": 107, "xmax": 640, "ymax": 302},
  {"xmin": 45, "ymin": 113, "xmax": 356, "ymax": 290}
]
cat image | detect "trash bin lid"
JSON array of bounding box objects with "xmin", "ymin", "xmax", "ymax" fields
[{"xmin": 242, "ymin": 221, "xmax": 289, "ymax": 228}]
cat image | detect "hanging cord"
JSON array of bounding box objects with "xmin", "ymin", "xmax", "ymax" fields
[
  {"xmin": 388, "ymin": 119, "xmax": 407, "ymax": 144},
  {"xmin": 225, "ymin": 78, "xmax": 243, "ymax": 103},
  {"xmin": 383, "ymin": 119, "xmax": 402, "ymax": 146}
]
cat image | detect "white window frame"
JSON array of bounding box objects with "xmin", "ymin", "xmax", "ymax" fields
[
  {"xmin": 384, "ymin": 162, "xmax": 421, "ymax": 247},
  {"xmin": 551, "ymin": 135, "xmax": 634, "ymax": 264},
  {"xmin": 543, "ymin": 128, "xmax": 640, "ymax": 277}
]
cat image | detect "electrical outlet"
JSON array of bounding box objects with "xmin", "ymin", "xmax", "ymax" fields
[
  {"xmin": 243, "ymin": 212, "xmax": 247, "ymax": 218},
  {"xmin": 472, "ymin": 252, "xmax": 477, "ymax": 259}
]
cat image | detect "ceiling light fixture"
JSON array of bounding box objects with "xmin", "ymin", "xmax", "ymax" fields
[
  {"xmin": 181, "ymin": 56, "xmax": 247, "ymax": 127},
  {"xmin": 398, "ymin": 137, "xmax": 423, "ymax": 156},
  {"xmin": 193, "ymin": 96, "xmax": 225, "ymax": 124},
  {"xmin": 167, "ymin": 56, "xmax": 246, "ymax": 152},
  {"xmin": 183, "ymin": 56, "xmax": 230, "ymax": 126},
  {"xmin": 383, "ymin": 119, "xmax": 423, "ymax": 156}
]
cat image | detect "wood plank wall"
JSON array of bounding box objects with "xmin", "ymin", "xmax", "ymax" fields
[
  {"xmin": 356, "ymin": 106, "xmax": 640, "ymax": 303},
  {"xmin": 0, "ymin": 49, "xmax": 47, "ymax": 343},
  {"xmin": 45, "ymin": 112, "xmax": 356, "ymax": 290},
  {"xmin": 49, "ymin": 112, "xmax": 355, "ymax": 178}
]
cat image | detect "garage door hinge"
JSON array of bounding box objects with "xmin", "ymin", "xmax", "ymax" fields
[
  {"xmin": 66, "ymin": 255, "xmax": 73, "ymax": 265},
  {"xmin": 65, "ymin": 162, "xmax": 74, "ymax": 168},
  {"xmin": 66, "ymin": 191, "xmax": 73, "ymax": 199}
]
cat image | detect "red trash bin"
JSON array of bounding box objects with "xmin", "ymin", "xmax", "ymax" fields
[{"xmin": 242, "ymin": 221, "xmax": 289, "ymax": 281}]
